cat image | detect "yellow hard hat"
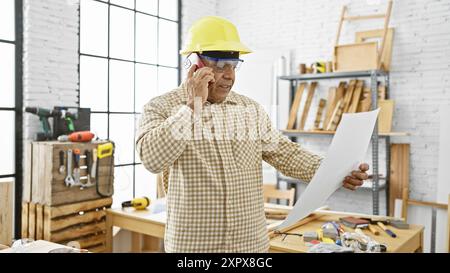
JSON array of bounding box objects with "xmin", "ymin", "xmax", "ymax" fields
[{"xmin": 180, "ymin": 16, "xmax": 252, "ymax": 55}]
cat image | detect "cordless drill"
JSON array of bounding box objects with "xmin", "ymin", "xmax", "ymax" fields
[
  {"xmin": 25, "ymin": 107, "xmax": 53, "ymax": 141},
  {"xmin": 25, "ymin": 107, "xmax": 78, "ymax": 141}
]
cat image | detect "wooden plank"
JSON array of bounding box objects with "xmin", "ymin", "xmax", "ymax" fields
[
  {"xmin": 356, "ymin": 29, "xmax": 394, "ymax": 71},
  {"xmin": 357, "ymin": 87, "xmax": 372, "ymax": 112},
  {"xmin": 28, "ymin": 203, "xmax": 36, "ymax": 240},
  {"xmin": 21, "ymin": 202, "xmax": 29, "ymax": 239},
  {"xmin": 31, "ymin": 143, "xmax": 40, "ymax": 204},
  {"xmin": 378, "ymin": 99, "xmax": 394, "ymax": 133},
  {"xmin": 326, "ymin": 99, "xmax": 344, "ymax": 131},
  {"xmin": 43, "ymin": 206, "xmax": 52, "ymax": 241},
  {"xmin": 35, "ymin": 204, "xmax": 44, "ymax": 240},
  {"xmin": 0, "ymin": 181, "xmax": 13, "ymax": 246},
  {"xmin": 314, "ymin": 99, "xmax": 327, "ymax": 130},
  {"xmin": 23, "ymin": 141, "xmax": 33, "ymax": 202},
  {"xmin": 323, "ymin": 87, "xmax": 337, "ymax": 129},
  {"xmin": 88, "ymin": 244, "xmax": 107, "ymax": 253},
  {"xmin": 51, "ymin": 210, "xmax": 106, "ymax": 232},
  {"xmin": 297, "ymin": 82, "xmax": 317, "ymax": 130},
  {"xmin": 378, "ymin": 0, "xmax": 393, "ymax": 69},
  {"xmin": 132, "ymin": 232, "xmax": 142, "ymax": 253},
  {"xmin": 286, "ymin": 83, "xmax": 306, "ymax": 130},
  {"xmin": 334, "ymin": 42, "xmax": 379, "ymax": 72},
  {"xmin": 378, "ymin": 84, "xmax": 387, "ymax": 100},
  {"xmin": 50, "ymin": 197, "xmax": 112, "ymax": 218},
  {"xmin": 448, "ymin": 194, "xmax": 450, "ymax": 253},
  {"xmin": 50, "ymin": 221, "xmax": 106, "ymax": 243},
  {"xmin": 389, "ymin": 144, "xmax": 410, "ymax": 217},
  {"xmin": 70, "ymin": 233, "xmax": 106, "ymax": 249},
  {"xmin": 344, "ymin": 14, "xmax": 387, "ymax": 21},
  {"xmin": 348, "ymin": 80, "xmax": 364, "ymax": 113},
  {"xmin": 342, "ymin": 80, "xmax": 357, "ymax": 113},
  {"xmin": 334, "ymin": 6, "xmax": 347, "ymax": 48}
]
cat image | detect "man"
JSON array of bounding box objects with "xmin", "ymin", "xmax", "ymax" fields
[{"xmin": 136, "ymin": 16, "xmax": 369, "ymax": 253}]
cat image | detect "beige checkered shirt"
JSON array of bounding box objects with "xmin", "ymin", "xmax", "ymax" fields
[{"xmin": 136, "ymin": 83, "xmax": 322, "ymax": 253}]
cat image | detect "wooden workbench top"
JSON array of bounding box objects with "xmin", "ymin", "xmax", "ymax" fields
[{"xmin": 270, "ymin": 213, "xmax": 424, "ymax": 253}]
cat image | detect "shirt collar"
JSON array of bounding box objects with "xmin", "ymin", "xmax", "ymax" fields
[{"xmin": 179, "ymin": 82, "xmax": 239, "ymax": 105}]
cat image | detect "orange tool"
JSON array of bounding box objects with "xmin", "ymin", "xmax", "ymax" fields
[{"xmin": 58, "ymin": 131, "xmax": 95, "ymax": 142}]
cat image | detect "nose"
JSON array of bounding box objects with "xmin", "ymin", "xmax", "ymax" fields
[{"xmin": 222, "ymin": 67, "xmax": 234, "ymax": 79}]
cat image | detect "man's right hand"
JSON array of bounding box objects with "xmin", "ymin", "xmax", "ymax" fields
[{"xmin": 186, "ymin": 64, "xmax": 215, "ymax": 110}]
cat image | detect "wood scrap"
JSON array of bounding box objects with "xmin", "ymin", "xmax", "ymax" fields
[
  {"xmin": 378, "ymin": 99, "xmax": 394, "ymax": 133},
  {"xmin": 342, "ymin": 80, "xmax": 357, "ymax": 113},
  {"xmin": 0, "ymin": 181, "xmax": 13, "ymax": 246},
  {"xmin": 286, "ymin": 83, "xmax": 307, "ymax": 129},
  {"xmin": 356, "ymin": 28, "xmax": 394, "ymax": 71},
  {"xmin": 326, "ymin": 99, "xmax": 344, "ymax": 131},
  {"xmin": 314, "ymin": 99, "xmax": 327, "ymax": 130},
  {"xmin": 323, "ymin": 88, "xmax": 337, "ymax": 129},
  {"xmin": 348, "ymin": 80, "xmax": 364, "ymax": 113},
  {"xmin": 297, "ymin": 82, "xmax": 318, "ymax": 130},
  {"xmin": 357, "ymin": 87, "xmax": 372, "ymax": 112}
]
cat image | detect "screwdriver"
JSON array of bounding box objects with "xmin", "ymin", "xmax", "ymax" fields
[{"xmin": 377, "ymin": 222, "xmax": 397, "ymax": 238}]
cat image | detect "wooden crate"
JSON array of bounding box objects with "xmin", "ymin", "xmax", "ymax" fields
[
  {"xmin": 21, "ymin": 198, "xmax": 112, "ymax": 253},
  {"xmin": 23, "ymin": 141, "xmax": 114, "ymax": 206}
]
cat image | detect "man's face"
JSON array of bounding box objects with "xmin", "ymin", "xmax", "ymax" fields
[{"xmin": 201, "ymin": 58, "xmax": 236, "ymax": 104}]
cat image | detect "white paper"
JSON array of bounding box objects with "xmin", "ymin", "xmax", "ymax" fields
[{"xmin": 278, "ymin": 109, "xmax": 380, "ymax": 230}]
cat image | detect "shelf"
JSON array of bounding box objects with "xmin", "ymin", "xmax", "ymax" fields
[
  {"xmin": 281, "ymin": 130, "xmax": 409, "ymax": 138},
  {"xmin": 279, "ymin": 70, "xmax": 388, "ymax": 81}
]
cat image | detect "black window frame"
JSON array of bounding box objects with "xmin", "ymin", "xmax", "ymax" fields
[
  {"xmin": 78, "ymin": 0, "xmax": 182, "ymax": 201},
  {"xmin": 0, "ymin": 0, "xmax": 24, "ymax": 238}
]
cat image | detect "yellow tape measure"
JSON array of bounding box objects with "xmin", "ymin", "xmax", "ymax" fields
[{"xmin": 97, "ymin": 142, "xmax": 113, "ymax": 159}]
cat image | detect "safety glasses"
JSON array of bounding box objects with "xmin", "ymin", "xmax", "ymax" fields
[{"xmin": 199, "ymin": 54, "xmax": 244, "ymax": 72}]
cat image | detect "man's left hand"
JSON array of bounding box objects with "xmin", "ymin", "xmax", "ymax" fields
[{"xmin": 343, "ymin": 163, "xmax": 369, "ymax": 191}]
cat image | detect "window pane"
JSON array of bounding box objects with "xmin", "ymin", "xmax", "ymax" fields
[
  {"xmin": 0, "ymin": 43, "xmax": 15, "ymax": 107},
  {"xmin": 90, "ymin": 113, "xmax": 108, "ymax": 140},
  {"xmin": 110, "ymin": 6, "xmax": 134, "ymax": 61},
  {"xmin": 0, "ymin": 0, "xmax": 14, "ymax": 41},
  {"xmin": 110, "ymin": 0, "xmax": 134, "ymax": 9},
  {"xmin": 0, "ymin": 111, "xmax": 15, "ymax": 175},
  {"xmin": 136, "ymin": 0, "xmax": 157, "ymax": 15},
  {"xmin": 112, "ymin": 166, "xmax": 134, "ymax": 208},
  {"xmin": 80, "ymin": 0, "xmax": 108, "ymax": 56},
  {"xmin": 134, "ymin": 114, "xmax": 141, "ymax": 163},
  {"xmin": 80, "ymin": 56, "xmax": 108, "ymax": 111},
  {"xmin": 158, "ymin": 67, "xmax": 178, "ymax": 96},
  {"xmin": 110, "ymin": 114, "xmax": 135, "ymax": 164},
  {"xmin": 135, "ymin": 64, "xmax": 157, "ymax": 112},
  {"xmin": 135, "ymin": 164, "xmax": 157, "ymax": 200},
  {"xmin": 158, "ymin": 19, "xmax": 179, "ymax": 67},
  {"xmin": 136, "ymin": 13, "xmax": 157, "ymax": 64},
  {"xmin": 159, "ymin": 0, "xmax": 178, "ymax": 21},
  {"xmin": 109, "ymin": 60, "xmax": 134, "ymax": 112}
]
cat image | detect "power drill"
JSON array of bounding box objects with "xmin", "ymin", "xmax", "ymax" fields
[
  {"xmin": 121, "ymin": 197, "xmax": 150, "ymax": 210},
  {"xmin": 25, "ymin": 107, "xmax": 53, "ymax": 141},
  {"xmin": 25, "ymin": 107, "xmax": 78, "ymax": 141}
]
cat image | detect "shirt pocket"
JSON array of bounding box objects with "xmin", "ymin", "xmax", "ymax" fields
[{"xmin": 232, "ymin": 140, "xmax": 262, "ymax": 169}]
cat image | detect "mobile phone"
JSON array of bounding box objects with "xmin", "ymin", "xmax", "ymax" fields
[{"xmin": 184, "ymin": 53, "xmax": 205, "ymax": 71}]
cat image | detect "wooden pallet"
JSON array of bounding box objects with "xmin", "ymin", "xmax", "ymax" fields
[{"xmin": 21, "ymin": 197, "xmax": 112, "ymax": 253}]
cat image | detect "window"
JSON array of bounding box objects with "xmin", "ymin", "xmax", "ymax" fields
[
  {"xmin": 0, "ymin": 0, "xmax": 17, "ymax": 181},
  {"xmin": 79, "ymin": 0, "xmax": 180, "ymax": 207},
  {"xmin": 1, "ymin": 0, "xmax": 23, "ymax": 237}
]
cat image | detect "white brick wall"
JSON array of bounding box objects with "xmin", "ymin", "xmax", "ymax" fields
[
  {"xmin": 23, "ymin": 0, "xmax": 79, "ymax": 140},
  {"xmin": 213, "ymin": 0, "xmax": 450, "ymax": 211}
]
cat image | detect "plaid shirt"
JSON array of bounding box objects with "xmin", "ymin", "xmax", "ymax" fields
[{"xmin": 136, "ymin": 83, "xmax": 322, "ymax": 253}]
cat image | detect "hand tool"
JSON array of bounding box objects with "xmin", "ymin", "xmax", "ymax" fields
[
  {"xmin": 97, "ymin": 142, "xmax": 113, "ymax": 159},
  {"xmin": 25, "ymin": 107, "xmax": 77, "ymax": 141},
  {"xmin": 377, "ymin": 222, "xmax": 397, "ymax": 238},
  {"xmin": 91, "ymin": 149, "xmax": 97, "ymax": 179},
  {"xmin": 82, "ymin": 150, "xmax": 95, "ymax": 188},
  {"xmin": 96, "ymin": 142, "xmax": 114, "ymax": 197},
  {"xmin": 367, "ymin": 224, "xmax": 380, "ymax": 235},
  {"xmin": 73, "ymin": 149, "xmax": 81, "ymax": 186},
  {"xmin": 121, "ymin": 197, "xmax": 150, "ymax": 210},
  {"xmin": 64, "ymin": 149, "xmax": 75, "ymax": 187},
  {"xmin": 58, "ymin": 150, "xmax": 65, "ymax": 174}
]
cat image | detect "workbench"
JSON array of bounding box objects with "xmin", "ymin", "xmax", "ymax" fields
[
  {"xmin": 269, "ymin": 212, "xmax": 424, "ymax": 253},
  {"xmin": 105, "ymin": 203, "xmax": 424, "ymax": 253}
]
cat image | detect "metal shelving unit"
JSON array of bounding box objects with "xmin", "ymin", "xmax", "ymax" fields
[{"xmin": 275, "ymin": 70, "xmax": 406, "ymax": 215}]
